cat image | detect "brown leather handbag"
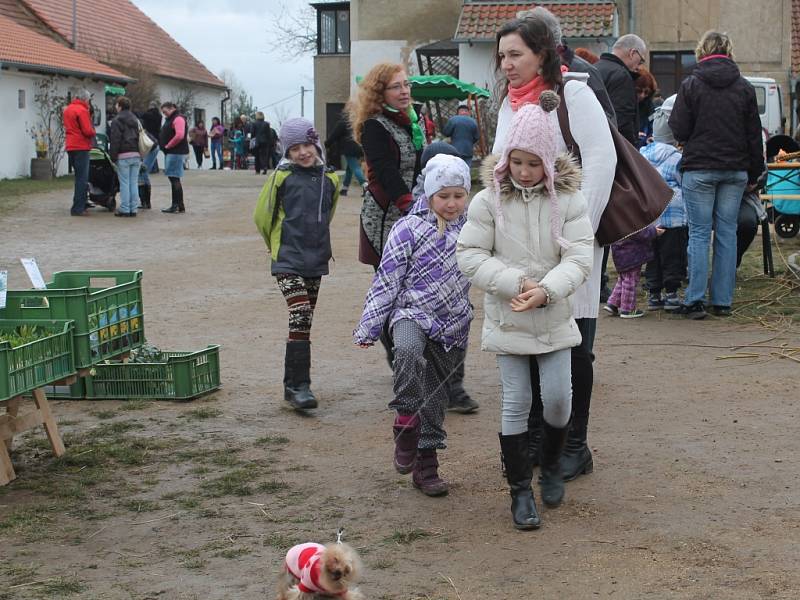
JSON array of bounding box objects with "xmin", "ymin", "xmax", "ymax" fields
[{"xmin": 556, "ymin": 88, "xmax": 673, "ymax": 246}]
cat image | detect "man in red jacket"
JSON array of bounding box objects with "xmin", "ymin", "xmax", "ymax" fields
[{"xmin": 63, "ymin": 89, "xmax": 96, "ymax": 216}]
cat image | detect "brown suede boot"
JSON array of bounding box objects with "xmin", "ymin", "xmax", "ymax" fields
[{"xmin": 412, "ymin": 449, "xmax": 448, "ymax": 496}]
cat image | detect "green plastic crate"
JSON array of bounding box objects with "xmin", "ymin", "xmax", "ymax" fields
[
  {"xmin": 1, "ymin": 271, "xmax": 144, "ymax": 368},
  {"xmin": 0, "ymin": 319, "xmax": 76, "ymax": 402},
  {"xmin": 80, "ymin": 346, "xmax": 221, "ymax": 401}
]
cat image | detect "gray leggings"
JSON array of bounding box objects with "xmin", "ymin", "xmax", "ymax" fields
[{"xmin": 497, "ymin": 349, "xmax": 572, "ymax": 434}]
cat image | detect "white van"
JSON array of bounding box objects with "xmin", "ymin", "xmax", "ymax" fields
[{"xmin": 745, "ymin": 76, "xmax": 784, "ymax": 138}]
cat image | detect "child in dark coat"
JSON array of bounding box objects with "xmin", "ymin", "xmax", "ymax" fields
[{"xmin": 605, "ymin": 224, "xmax": 660, "ymax": 318}]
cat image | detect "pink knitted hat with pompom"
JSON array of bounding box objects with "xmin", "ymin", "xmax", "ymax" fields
[{"xmin": 493, "ymin": 91, "xmax": 569, "ymax": 248}]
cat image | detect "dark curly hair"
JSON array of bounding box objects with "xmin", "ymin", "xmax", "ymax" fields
[{"xmin": 494, "ymin": 16, "xmax": 563, "ymax": 101}]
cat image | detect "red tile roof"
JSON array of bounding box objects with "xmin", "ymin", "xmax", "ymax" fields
[
  {"xmin": 0, "ymin": 0, "xmax": 60, "ymax": 39},
  {"xmin": 793, "ymin": 0, "xmax": 800, "ymax": 74},
  {"xmin": 454, "ymin": 1, "xmax": 616, "ymax": 41},
  {"xmin": 19, "ymin": 0, "xmax": 225, "ymax": 89},
  {"xmin": 0, "ymin": 13, "xmax": 131, "ymax": 81}
]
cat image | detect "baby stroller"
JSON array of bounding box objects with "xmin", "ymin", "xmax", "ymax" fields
[{"xmin": 87, "ymin": 147, "xmax": 118, "ymax": 211}]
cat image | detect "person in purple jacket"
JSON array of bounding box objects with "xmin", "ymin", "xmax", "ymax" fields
[
  {"xmin": 604, "ymin": 224, "xmax": 662, "ymax": 318},
  {"xmin": 354, "ymin": 154, "xmax": 473, "ymax": 498}
]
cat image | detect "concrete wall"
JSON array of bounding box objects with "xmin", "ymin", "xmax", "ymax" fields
[
  {"xmin": 154, "ymin": 78, "xmax": 225, "ymax": 169},
  {"xmin": 626, "ymin": 0, "xmax": 793, "ymax": 125},
  {"xmin": 314, "ymin": 54, "xmax": 351, "ymax": 137},
  {"xmin": 458, "ymin": 43, "xmax": 495, "ymax": 93},
  {"xmin": 353, "ymin": 0, "xmax": 462, "ymax": 43},
  {"xmin": 0, "ymin": 70, "xmax": 106, "ymax": 179}
]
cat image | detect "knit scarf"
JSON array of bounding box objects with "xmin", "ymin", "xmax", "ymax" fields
[
  {"xmin": 383, "ymin": 104, "xmax": 424, "ymax": 151},
  {"xmin": 507, "ymin": 66, "xmax": 570, "ymax": 111}
]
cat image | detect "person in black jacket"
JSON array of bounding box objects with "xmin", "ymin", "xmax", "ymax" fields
[
  {"xmin": 522, "ymin": 7, "xmax": 617, "ymax": 127},
  {"xmin": 325, "ymin": 112, "xmax": 365, "ymax": 196},
  {"xmin": 108, "ymin": 96, "xmax": 141, "ymax": 217},
  {"xmin": 251, "ymin": 112, "xmax": 273, "ymax": 174},
  {"xmin": 596, "ymin": 34, "xmax": 648, "ymax": 146},
  {"xmin": 668, "ymin": 30, "xmax": 765, "ymax": 319},
  {"xmin": 596, "ymin": 34, "xmax": 648, "ymax": 302}
]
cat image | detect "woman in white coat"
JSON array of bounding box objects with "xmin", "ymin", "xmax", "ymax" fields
[{"xmin": 491, "ymin": 14, "xmax": 616, "ymax": 481}]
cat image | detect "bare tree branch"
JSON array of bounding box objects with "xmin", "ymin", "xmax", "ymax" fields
[{"xmin": 267, "ymin": 1, "xmax": 317, "ymax": 58}]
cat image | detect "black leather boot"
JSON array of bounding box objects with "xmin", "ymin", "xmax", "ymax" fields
[
  {"xmin": 540, "ymin": 422, "xmax": 568, "ymax": 507},
  {"xmin": 527, "ymin": 399, "xmax": 543, "ymax": 468},
  {"xmin": 446, "ymin": 350, "xmax": 479, "ymax": 414},
  {"xmin": 498, "ymin": 432, "xmax": 541, "ymax": 530},
  {"xmin": 560, "ymin": 420, "xmax": 593, "ymax": 481},
  {"xmin": 283, "ymin": 340, "xmax": 317, "ymax": 411},
  {"xmin": 138, "ymin": 185, "xmax": 151, "ymax": 209}
]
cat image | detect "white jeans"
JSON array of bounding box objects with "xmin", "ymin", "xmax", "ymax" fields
[{"xmin": 497, "ymin": 349, "xmax": 572, "ymax": 434}]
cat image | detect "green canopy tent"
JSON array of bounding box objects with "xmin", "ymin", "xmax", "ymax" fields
[{"xmin": 407, "ymin": 75, "xmax": 490, "ymax": 101}]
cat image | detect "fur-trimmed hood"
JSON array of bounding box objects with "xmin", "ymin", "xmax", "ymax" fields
[{"xmin": 479, "ymin": 153, "xmax": 582, "ymax": 198}]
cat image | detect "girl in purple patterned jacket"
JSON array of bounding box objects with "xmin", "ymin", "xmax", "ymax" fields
[{"xmin": 354, "ymin": 154, "xmax": 473, "ymax": 497}]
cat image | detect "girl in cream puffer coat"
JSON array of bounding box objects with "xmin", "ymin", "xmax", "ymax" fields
[{"xmin": 456, "ymin": 96, "xmax": 593, "ymax": 531}]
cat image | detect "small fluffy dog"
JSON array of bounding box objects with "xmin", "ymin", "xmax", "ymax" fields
[{"xmin": 275, "ymin": 541, "xmax": 363, "ymax": 600}]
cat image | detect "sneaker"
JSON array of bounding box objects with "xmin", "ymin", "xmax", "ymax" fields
[
  {"xmin": 677, "ymin": 302, "xmax": 707, "ymax": 320},
  {"xmin": 647, "ymin": 293, "xmax": 664, "ymax": 311},
  {"xmin": 711, "ymin": 305, "xmax": 731, "ymax": 317},
  {"xmin": 603, "ymin": 303, "xmax": 619, "ymax": 316},
  {"xmin": 619, "ymin": 309, "xmax": 645, "ymax": 319},
  {"xmin": 340, "ymin": 187, "xmax": 348, "ymax": 196},
  {"xmin": 663, "ymin": 292, "xmax": 681, "ymax": 311}
]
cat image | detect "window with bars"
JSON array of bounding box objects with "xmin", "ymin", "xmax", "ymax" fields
[
  {"xmin": 649, "ymin": 51, "xmax": 696, "ymax": 98},
  {"xmin": 318, "ymin": 7, "xmax": 350, "ymax": 55}
]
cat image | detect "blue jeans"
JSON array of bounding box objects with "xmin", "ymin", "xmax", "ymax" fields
[
  {"xmin": 117, "ymin": 156, "xmax": 142, "ymax": 214},
  {"xmin": 210, "ymin": 140, "xmax": 223, "ymax": 168},
  {"xmin": 342, "ymin": 154, "xmax": 365, "ymax": 189},
  {"xmin": 138, "ymin": 145, "xmax": 159, "ymax": 186},
  {"xmin": 682, "ymin": 169, "xmax": 748, "ymax": 307},
  {"xmin": 69, "ymin": 150, "xmax": 89, "ymax": 214}
]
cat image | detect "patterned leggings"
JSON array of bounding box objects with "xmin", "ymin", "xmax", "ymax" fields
[
  {"xmin": 275, "ymin": 274, "xmax": 321, "ymax": 341},
  {"xmin": 389, "ymin": 319, "xmax": 464, "ymax": 450},
  {"xmin": 608, "ymin": 268, "xmax": 641, "ymax": 312}
]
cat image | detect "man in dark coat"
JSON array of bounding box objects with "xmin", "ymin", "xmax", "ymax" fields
[{"xmin": 596, "ymin": 34, "xmax": 648, "ymax": 145}]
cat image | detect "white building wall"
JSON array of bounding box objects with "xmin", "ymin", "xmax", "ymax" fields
[
  {"xmin": 458, "ymin": 43, "xmax": 497, "ymax": 93},
  {"xmin": 154, "ymin": 78, "xmax": 225, "ymax": 170},
  {"xmin": 0, "ymin": 70, "xmax": 106, "ymax": 179}
]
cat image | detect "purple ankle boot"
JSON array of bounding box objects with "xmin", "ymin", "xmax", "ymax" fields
[
  {"xmin": 393, "ymin": 414, "xmax": 420, "ymax": 474},
  {"xmin": 412, "ymin": 449, "xmax": 449, "ymax": 496}
]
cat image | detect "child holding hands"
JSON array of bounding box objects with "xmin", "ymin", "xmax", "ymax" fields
[
  {"xmin": 254, "ymin": 118, "xmax": 339, "ymax": 412},
  {"xmin": 457, "ymin": 95, "xmax": 593, "ymax": 530},
  {"xmin": 354, "ymin": 154, "xmax": 473, "ymax": 497}
]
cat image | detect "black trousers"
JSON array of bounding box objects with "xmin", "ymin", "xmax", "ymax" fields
[
  {"xmin": 530, "ymin": 317, "xmax": 596, "ymax": 436},
  {"xmin": 644, "ymin": 226, "xmax": 689, "ymax": 294},
  {"xmin": 737, "ymin": 201, "xmax": 759, "ymax": 268},
  {"xmin": 254, "ymin": 145, "xmax": 270, "ymax": 173},
  {"xmin": 192, "ymin": 145, "xmax": 204, "ymax": 167}
]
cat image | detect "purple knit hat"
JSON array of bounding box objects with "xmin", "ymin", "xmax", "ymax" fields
[
  {"xmin": 493, "ymin": 91, "xmax": 569, "ymax": 249},
  {"xmin": 279, "ymin": 117, "xmax": 324, "ymax": 160}
]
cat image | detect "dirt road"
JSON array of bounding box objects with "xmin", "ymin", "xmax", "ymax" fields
[{"xmin": 1, "ymin": 171, "xmax": 798, "ymax": 599}]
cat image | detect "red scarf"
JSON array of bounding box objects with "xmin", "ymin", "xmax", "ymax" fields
[{"xmin": 507, "ymin": 65, "xmax": 570, "ymax": 111}]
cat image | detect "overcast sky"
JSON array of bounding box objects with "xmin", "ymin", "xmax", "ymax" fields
[{"xmin": 132, "ymin": 0, "xmax": 317, "ymax": 122}]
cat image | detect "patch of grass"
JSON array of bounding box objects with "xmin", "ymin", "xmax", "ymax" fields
[
  {"xmin": 256, "ymin": 480, "xmax": 289, "ymax": 494},
  {"xmin": 386, "ymin": 528, "xmax": 436, "ymax": 545},
  {"xmin": 215, "ymin": 546, "xmax": 251, "ymax": 559},
  {"xmin": 119, "ymin": 399, "xmax": 152, "ymax": 411},
  {"xmin": 190, "ymin": 465, "xmax": 211, "ymax": 475},
  {"xmin": 200, "ymin": 465, "xmax": 262, "ymax": 497},
  {"xmin": 0, "ymin": 563, "xmax": 39, "ymax": 585},
  {"xmin": 255, "ymin": 435, "xmax": 290, "ymax": 446},
  {"xmin": 263, "ymin": 532, "xmax": 301, "ymax": 549},
  {"xmin": 183, "ymin": 406, "xmax": 222, "ymax": 420},
  {"xmin": 93, "ymin": 421, "xmax": 145, "ymax": 436},
  {"xmin": 181, "ymin": 556, "xmax": 207, "ymax": 570},
  {"xmin": 370, "ymin": 558, "xmax": 395, "ymax": 570},
  {"xmin": 88, "ymin": 409, "xmax": 117, "ymax": 420},
  {"xmin": 0, "ymin": 505, "xmax": 58, "ymax": 542},
  {"xmin": 0, "ymin": 175, "xmax": 73, "ymax": 198},
  {"xmin": 176, "ymin": 496, "xmax": 201, "ymax": 510},
  {"xmin": 41, "ymin": 576, "xmax": 85, "ymax": 596},
  {"xmin": 122, "ymin": 499, "xmax": 162, "ymax": 513}
]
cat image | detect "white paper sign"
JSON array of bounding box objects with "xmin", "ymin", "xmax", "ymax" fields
[
  {"xmin": 0, "ymin": 270, "xmax": 7, "ymax": 309},
  {"xmin": 20, "ymin": 258, "xmax": 46, "ymax": 289}
]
